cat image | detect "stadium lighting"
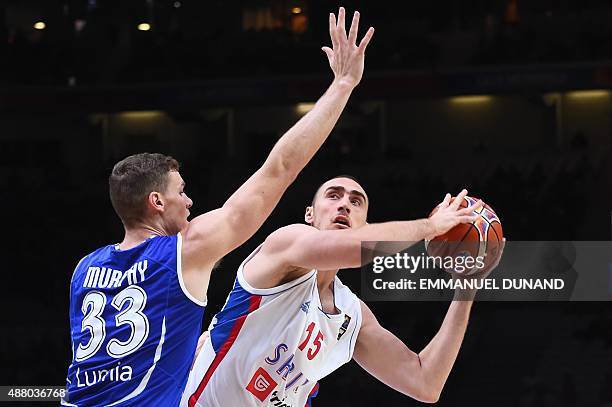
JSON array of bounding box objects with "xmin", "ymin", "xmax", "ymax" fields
[
  {"xmin": 33, "ymin": 21, "xmax": 46, "ymax": 30},
  {"xmin": 137, "ymin": 23, "xmax": 151, "ymax": 31},
  {"xmin": 292, "ymin": 7, "xmax": 302, "ymax": 14},
  {"xmin": 173, "ymin": 1, "xmax": 181, "ymax": 8},
  {"xmin": 296, "ymin": 102, "xmax": 315, "ymax": 114},
  {"xmin": 118, "ymin": 111, "xmax": 164, "ymax": 120},
  {"xmin": 450, "ymin": 95, "xmax": 492, "ymax": 104},
  {"xmin": 566, "ymin": 90, "xmax": 610, "ymax": 99}
]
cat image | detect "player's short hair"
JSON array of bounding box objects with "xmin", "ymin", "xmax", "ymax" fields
[
  {"xmin": 109, "ymin": 153, "xmax": 180, "ymax": 226},
  {"xmin": 311, "ymin": 174, "xmax": 365, "ymax": 206}
]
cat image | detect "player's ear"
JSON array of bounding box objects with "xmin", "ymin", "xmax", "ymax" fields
[
  {"xmin": 304, "ymin": 206, "xmax": 314, "ymax": 225},
  {"xmin": 149, "ymin": 192, "xmax": 164, "ymax": 211}
]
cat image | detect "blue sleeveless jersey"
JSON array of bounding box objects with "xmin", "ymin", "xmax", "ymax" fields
[{"xmin": 64, "ymin": 234, "xmax": 206, "ymax": 406}]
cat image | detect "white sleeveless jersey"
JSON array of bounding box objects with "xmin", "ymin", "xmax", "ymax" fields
[{"xmin": 182, "ymin": 245, "xmax": 362, "ymax": 407}]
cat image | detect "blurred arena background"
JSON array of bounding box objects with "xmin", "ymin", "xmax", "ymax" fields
[{"xmin": 1, "ymin": 0, "xmax": 611, "ymax": 405}]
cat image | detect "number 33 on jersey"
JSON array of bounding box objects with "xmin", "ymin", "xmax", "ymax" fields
[{"xmin": 65, "ymin": 234, "xmax": 205, "ymax": 407}]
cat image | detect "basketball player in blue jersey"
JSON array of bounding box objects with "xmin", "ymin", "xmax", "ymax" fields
[
  {"xmin": 184, "ymin": 177, "xmax": 503, "ymax": 406},
  {"xmin": 64, "ymin": 8, "xmax": 375, "ymax": 406}
]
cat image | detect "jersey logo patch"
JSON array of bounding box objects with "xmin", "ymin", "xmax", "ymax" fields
[
  {"xmin": 246, "ymin": 367, "xmax": 278, "ymax": 402},
  {"xmin": 300, "ymin": 301, "xmax": 311, "ymax": 314},
  {"xmin": 337, "ymin": 314, "xmax": 351, "ymax": 340}
]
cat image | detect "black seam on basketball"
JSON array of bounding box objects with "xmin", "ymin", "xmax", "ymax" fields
[
  {"xmin": 467, "ymin": 223, "xmax": 480, "ymax": 255},
  {"xmin": 482, "ymin": 215, "xmax": 498, "ymax": 228},
  {"xmin": 484, "ymin": 219, "xmax": 502, "ymax": 261},
  {"xmin": 488, "ymin": 220, "xmax": 502, "ymax": 242},
  {"xmin": 448, "ymin": 223, "xmax": 478, "ymax": 256},
  {"xmin": 480, "ymin": 208, "xmax": 502, "ymax": 247}
]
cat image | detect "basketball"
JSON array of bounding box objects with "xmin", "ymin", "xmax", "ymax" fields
[{"xmin": 425, "ymin": 196, "xmax": 503, "ymax": 275}]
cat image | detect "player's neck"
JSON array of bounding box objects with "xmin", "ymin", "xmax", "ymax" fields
[
  {"xmin": 316, "ymin": 269, "xmax": 339, "ymax": 290},
  {"xmin": 119, "ymin": 224, "xmax": 166, "ymax": 250},
  {"xmin": 317, "ymin": 269, "xmax": 339, "ymax": 314}
]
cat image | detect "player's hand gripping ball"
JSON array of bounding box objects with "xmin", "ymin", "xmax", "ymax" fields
[{"xmin": 425, "ymin": 196, "xmax": 503, "ymax": 276}]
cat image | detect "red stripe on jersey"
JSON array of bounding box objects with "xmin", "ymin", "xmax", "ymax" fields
[
  {"xmin": 304, "ymin": 382, "xmax": 319, "ymax": 407},
  {"xmin": 189, "ymin": 294, "xmax": 262, "ymax": 407}
]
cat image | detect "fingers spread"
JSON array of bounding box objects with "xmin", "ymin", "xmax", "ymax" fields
[
  {"xmin": 329, "ymin": 12, "xmax": 339, "ymax": 49},
  {"xmin": 459, "ymin": 200, "xmax": 482, "ymax": 216},
  {"xmin": 470, "ymin": 199, "xmax": 484, "ymax": 212},
  {"xmin": 358, "ymin": 27, "xmax": 375, "ymax": 52},
  {"xmin": 459, "ymin": 206, "xmax": 476, "ymax": 215},
  {"xmin": 441, "ymin": 193, "xmax": 452, "ymax": 207},
  {"xmin": 321, "ymin": 46, "xmax": 334, "ymax": 64},
  {"xmin": 338, "ymin": 7, "xmax": 347, "ymax": 38},
  {"xmin": 348, "ymin": 11, "xmax": 360, "ymax": 45},
  {"xmin": 451, "ymin": 189, "xmax": 468, "ymax": 209}
]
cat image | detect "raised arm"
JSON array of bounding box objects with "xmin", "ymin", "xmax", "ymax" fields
[
  {"xmin": 181, "ymin": 8, "xmax": 374, "ymax": 301},
  {"xmin": 184, "ymin": 8, "xmax": 374, "ymax": 260},
  {"xmin": 353, "ymin": 299, "xmax": 472, "ymax": 403},
  {"xmin": 353, "ymin": 243, "xmax": 504, "ymax": 402},
  {"xmin": 243, "ymin": 190, "xmax": 482, "ymax": 288}
]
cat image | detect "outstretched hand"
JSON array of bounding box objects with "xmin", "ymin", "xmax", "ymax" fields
[
  {"xmin": 427, "ymin": 189, "xmax": 483, "ymax": 240},
  {"xmin": 322, "ymin": 7, "xmax": 375, "ymax": 89}
]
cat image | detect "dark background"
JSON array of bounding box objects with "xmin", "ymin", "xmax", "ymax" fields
[{"xmin": 1, "ymin": 0, "xmax": 611, "ymax": 406}]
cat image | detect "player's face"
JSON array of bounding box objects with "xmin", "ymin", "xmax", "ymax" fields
[
  {"xmin": 306, "ymin": 177, "xmax": 368, "ymax": 231},
  {"xmin": 161, "ymin": 171, "xmax": 193, "ymax": 233}
]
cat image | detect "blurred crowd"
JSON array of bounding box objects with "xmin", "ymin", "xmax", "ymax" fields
[{"xmin": 2, "ymin": 0, "xmax": 612, "ymax": 86}]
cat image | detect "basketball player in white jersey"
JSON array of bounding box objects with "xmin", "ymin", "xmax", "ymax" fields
[{"xmin": 183, "ymin": 177, "xmax": 502, "ymax": 406}]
